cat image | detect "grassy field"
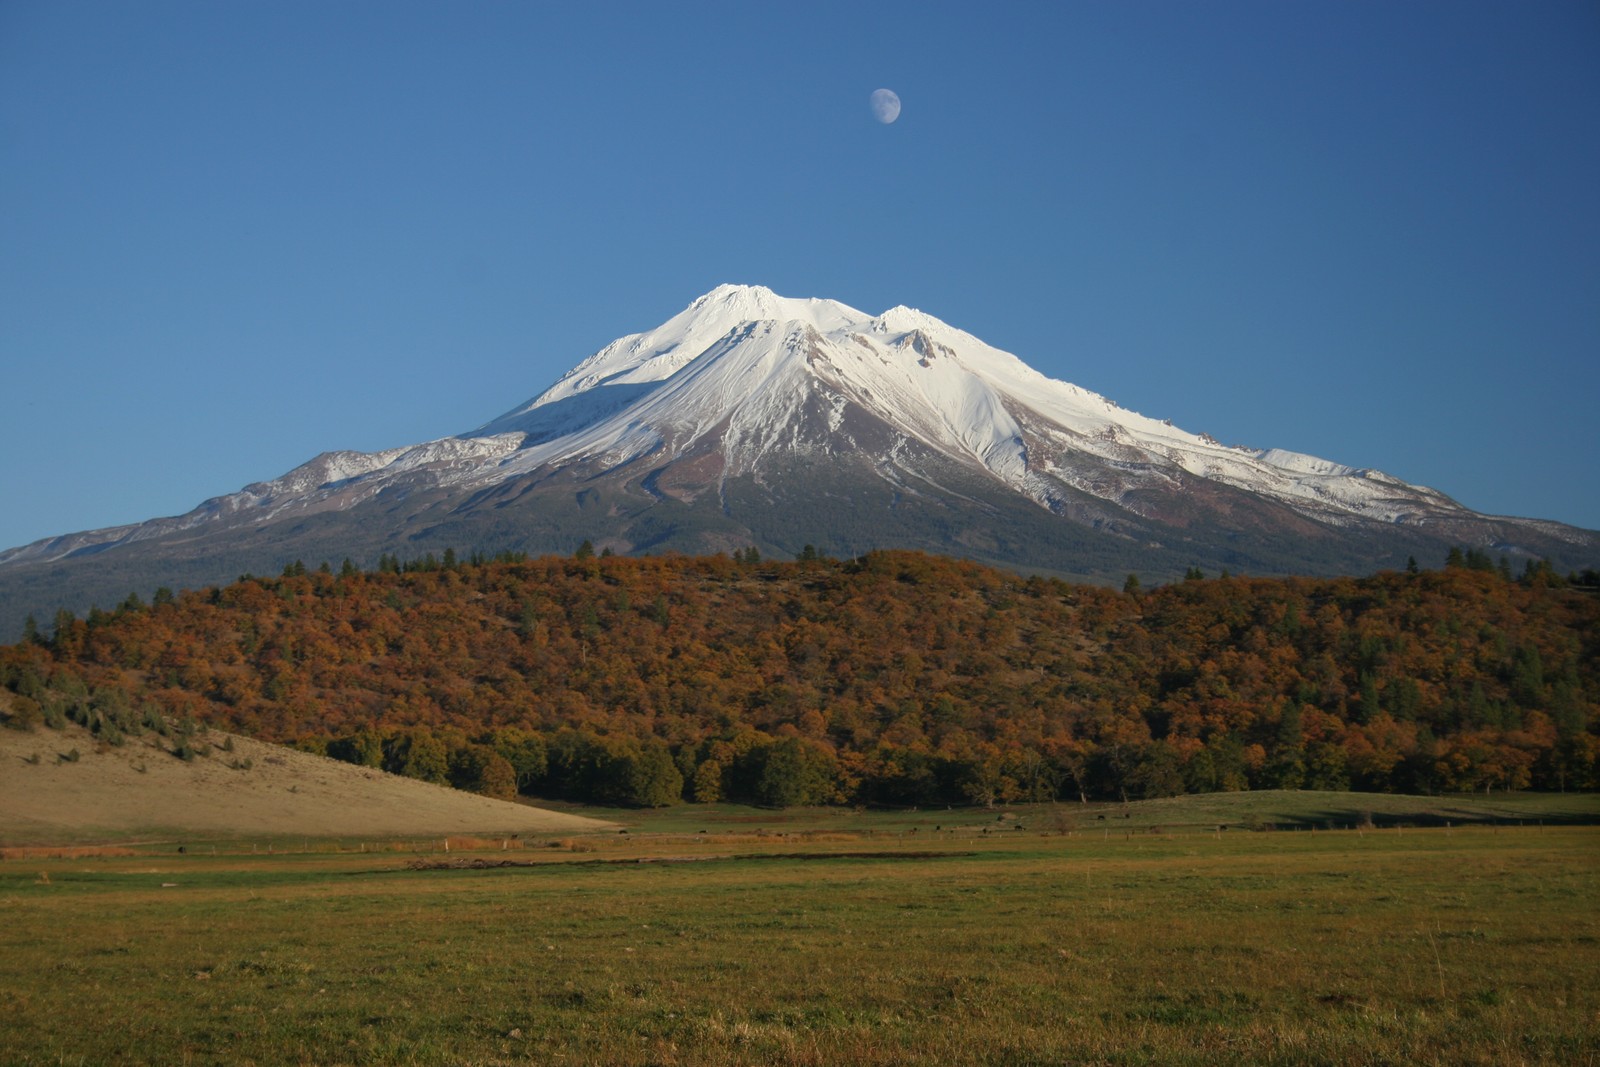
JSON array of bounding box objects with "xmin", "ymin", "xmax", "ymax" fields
[{"xmin": 2, "ymin": 795, "xmax": 1597, "ymax": 1065}]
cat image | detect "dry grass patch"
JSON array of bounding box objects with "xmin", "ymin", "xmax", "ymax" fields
[
  {"xmin": 0, "ymin": 844, "xmax": 138, "ymax": 860},
  {"xmin": 0, "ymin": 721, "xmax": 614, "ymax": 843}
]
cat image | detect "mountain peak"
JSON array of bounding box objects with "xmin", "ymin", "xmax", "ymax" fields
[
  {"xmin": 686, "ymin": 283, "xmax": 867, "ymax": 331},
  {"xmin": 473, "ymin": 285, "xmax": 870, "ymax": 437},
  {"xmin": 1, "ymin": 283, "xmax": 1592, "ymax": 636},
  {"xmin": 693, "ymin": 282, "xmax": 779, "ymax": 307},
  {"xmin": 466, "ymin": 285, "xmax": 1498, "ymax": 534},
  {"xmin": 874, "ymin": 304, "xmax": 930, "ymax": 326}
]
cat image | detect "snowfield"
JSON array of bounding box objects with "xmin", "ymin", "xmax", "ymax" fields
[{"xmin": 462, "ymin": 284, "xmax": 1478, "ymax": 527}]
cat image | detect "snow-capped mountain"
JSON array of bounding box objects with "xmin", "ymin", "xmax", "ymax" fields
[
  {"xmin": 0, "ymin": 284, "xmax": 1592, "ymax": 636},
  {"xmin": 464, "ymin": 283, "xmax": 1485, "ymax": 528}
]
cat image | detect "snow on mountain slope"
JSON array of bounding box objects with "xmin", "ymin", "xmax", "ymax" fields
[
  {"xmin": 465, "ymin": 284, "xmax": 1476, "ymax": 528},
  {"xmin": 0, "ymin": 435, "xmax": 525, "ymax": 567},
  {"xmin": 476, "ymin": 284, "xmax": 869, "ymax": 437},
  {"xmin": 3, "ymin": 283, "xmax": 1581, "ymax": 573}
]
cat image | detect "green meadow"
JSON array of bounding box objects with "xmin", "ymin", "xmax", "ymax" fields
[{"xmin": 3, "ymin": 796, "xmax": 1598, "ymax": 1065}]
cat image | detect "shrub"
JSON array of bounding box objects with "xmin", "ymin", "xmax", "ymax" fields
[
  {"xmin": 42, "ymin": 701, "xmax": 67, "ymax": 731},
  {"xmin": 4, "ymin": 696, "xmax": 42, "ymax": 732}
]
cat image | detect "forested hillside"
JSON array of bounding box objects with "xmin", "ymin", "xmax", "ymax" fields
[{"xmin": 3, "ymin": 549, "xmax": 1596, "ymax": 808}]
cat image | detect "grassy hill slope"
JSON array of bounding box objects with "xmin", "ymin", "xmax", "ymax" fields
[{"xmin": 0, "ymin": 721, "xmax": 613, "ymax": 844}]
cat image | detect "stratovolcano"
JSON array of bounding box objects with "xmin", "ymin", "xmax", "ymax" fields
[{"xmin": 0, "ymin": 284, "xmax": 1593, "ymax": 637}]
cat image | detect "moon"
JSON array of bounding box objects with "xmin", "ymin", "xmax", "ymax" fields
[{"xmin": 870, "ymin": 88, "xmax": 901, "ymax": 125}]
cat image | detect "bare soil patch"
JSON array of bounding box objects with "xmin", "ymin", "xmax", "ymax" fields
[{"xmin": 0, "ymin": 722, "xmax": 613, "ymax": 843}]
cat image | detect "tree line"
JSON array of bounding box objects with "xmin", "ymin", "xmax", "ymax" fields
[{"xmin": 1, "ymin": 546, "xmax": 1596, "ymax": 807}]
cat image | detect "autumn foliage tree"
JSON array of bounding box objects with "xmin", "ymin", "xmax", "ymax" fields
[{"xmin": 2, "ymin": 547, "xmax": 1596, "ymax": 807}]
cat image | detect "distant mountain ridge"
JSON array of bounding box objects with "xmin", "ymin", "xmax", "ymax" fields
[{"xmin": 0, "ymin": 284, "xmax": 1593, "ymax": 637}]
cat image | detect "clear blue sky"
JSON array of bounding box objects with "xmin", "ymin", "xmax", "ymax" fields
[{"xmin": 3, "ymin": 0, "xmax": 1597, "ymax": 553}]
